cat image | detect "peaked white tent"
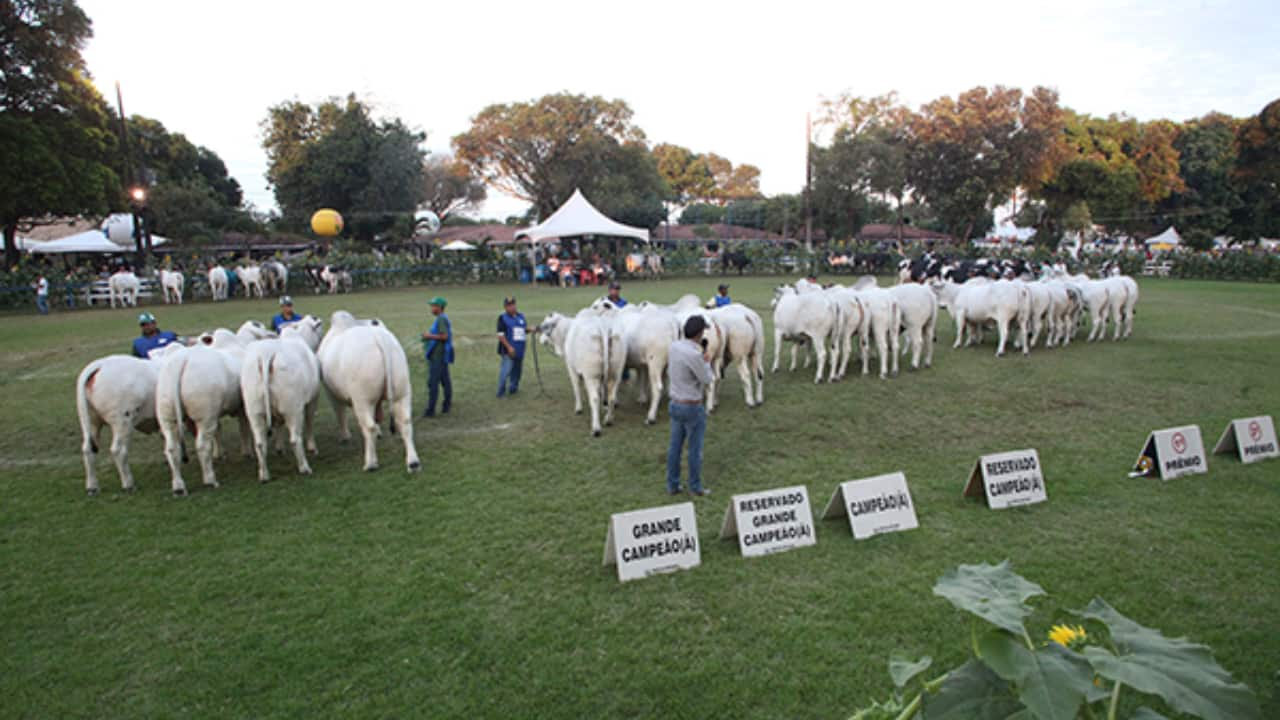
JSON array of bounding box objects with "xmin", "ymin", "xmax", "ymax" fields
[
  {"xmin": 28, "ymin": 229, "xmax": 169, "ymax": 254},
  {"xmin": 515, "ymin": 189, "xmax": 649, "ymax": 243},
  {"xmin": 1143, "ymin": 226, "xmax": 1182, "ymax": 246},
  {"xmin": 440, "ymin": 240, "xmax": 477, "ymax": 251}
]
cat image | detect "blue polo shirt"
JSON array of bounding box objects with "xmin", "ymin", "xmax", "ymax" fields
[
  {"xmin": 272, "ymin": 312, "xmax": 302, "ymax": 333},
  {"xmin": 133, "ymin": 331, "xmax": 179, "ymax": 359},
  {"xmin": 497, "ymin": 311, "xmax": 528, "ymax": 359},
  {"xmin": 714, "ymin": 294, "xmax": 732, "ymax": 307},
  {"xmin": 610, "ymin": 296, "xmax": 628, "ymax": 308}
]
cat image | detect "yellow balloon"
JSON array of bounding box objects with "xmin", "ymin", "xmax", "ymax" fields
[{"xmin": 311, "ymin": 209, "xmax": 344, "ymax": 237}]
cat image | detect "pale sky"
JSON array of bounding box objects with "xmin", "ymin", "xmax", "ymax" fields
[{"xmin": 79, "ymin": 0, "xmax": 1279, "ymax": 221}]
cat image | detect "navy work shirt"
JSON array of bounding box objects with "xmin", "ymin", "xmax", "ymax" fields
[{"xmin": 497, "ymin": 311, "xmax": 528, "ymax": 359}]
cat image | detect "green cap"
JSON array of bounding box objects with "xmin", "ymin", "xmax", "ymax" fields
[
  {"xmin": 280, "ymin": 295, "xmax": 293, "ymax": 306},
  {"xmin": 429, "ymin": 296, "xmax": 447, "ymax": 308},
  {"xmin": 138, "ymin": 312, "xmax": 156, "ymax": 324}
]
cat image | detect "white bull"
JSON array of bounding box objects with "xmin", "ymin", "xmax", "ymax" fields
[
  {"xmin": 108, "ymin": 270, "xmax": 140, "ymax": 308},
  {"xmin": 611, "ymin": 304, "xmax": 679, "ymax": 424},
  {"xmin": 240, "ymin": 315, "xmax": 324, "ymax": 482},
  {"xmin": 853, "ymin": 286, "xmax": 902, "ymax": 378},
  {"xmin": 933, "ymin": 278, "xmax": 1030, "ymax": 356},
  {"xmin": 317, "ymin": 311, "xmax": 420, "ymax": 472},
  {"xmin": 156, "ymin": 327, "xmax": 258, "ymax": 495},
  {"xmin": 822, "ymin": 286, "xmax": 865, "ymax": 381},
  {"xmin": 261, "ymin": 260, "xmax": 289, "ymax": 295},
  {"xmin": 888, "ymin": 282, "xmax": 937, "ymax": 370},
  {"xmin": 76, "ymin": 355, "xmax": 164, "ymax": 494},
  {"xmin": 237, "ymin": 265, "xmax": 265, "ymax": 298},
  {"xmin": 563, "ymin": 310, "xmax": 626, "ymax": 436},
  {"xmin": 208, "ymin": 266, "xmax": 229, "ymax": 301},
  {"xmin": 158, "ymin": 269, "xmax": 184, "ymax": 304},
  {"xmin": 771, "ymin": 286, "xmax": 837, "ymax": 383},
  {"xmin": 707, "ymin": 303, "xmax": 766, "ymax": 407}
]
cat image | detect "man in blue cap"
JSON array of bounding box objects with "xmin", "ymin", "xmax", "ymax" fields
[
  {"xmin": 271, "ymin": 296, "xmax": 303, "ymax": 333},
  {"xmin": 606, "ymin": 281, "xmax": 628, "ymax": 308},
  {"xmin": 132, "ymin": 312, "xmax": 181, "ymax": 359},
  {"xmin": 496, "ymin": 296, "xmax": 527, "ymax": 397},
  {"xmin": 420, "ymin": 296, "xmax": 453, "ymax": 417},
  {"xmin": 713, "ymin": 283, "xmax": 732, "ymax": 307}
]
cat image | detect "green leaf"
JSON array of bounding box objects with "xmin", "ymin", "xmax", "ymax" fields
[
  {"xmin": 1077, "ymin": 598, "xmax": 1260, "ymax": 720},
  {"xmin": 932, "ymin": 561, "xmax": 1045, "ymax": 636},
  {"xmin": 889, "ymin": 653, "xmax": 933, "ymax": 690},
  {"xmin": 922, "ymin": 659, "xmax": 1024, "ymax": 720},
  {"xmin": 1130, "ymin": 709, "xmax": 1171, "ymax": 719},
  {"xmin": 978, "ymin": 630, "xmax": 1105, "ymax": 720}
]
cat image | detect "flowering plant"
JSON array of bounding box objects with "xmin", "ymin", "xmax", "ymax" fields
[{"xmin": 849, "ymin": 561, "xmax": 1258, "ymax": 720}]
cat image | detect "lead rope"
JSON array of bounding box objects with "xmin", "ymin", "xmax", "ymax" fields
[{"xmin": 531, "ymin": 331, "xmax": 548, "ymax": 397}]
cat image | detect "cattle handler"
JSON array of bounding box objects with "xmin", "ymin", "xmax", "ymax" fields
[
  {"xmin": 132, "ymin": 312, "xmax": 184, "ymax": 359},
  {"xmin": 421, "ymin": 296, "xmax": 454, "ymax": 417}
]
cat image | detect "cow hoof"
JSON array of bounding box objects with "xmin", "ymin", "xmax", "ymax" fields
[
  {"xmin": 124, "ymin": 486, "xmax": 137, "ymax": 495},
  {"xmin": 86, "ymin": 488, "xmax": 99, "ymax": 497},
  {"xmin": 574, "ymin": 409, "xmax": 583, "ymax": 416},
  {"xmin": 592, "ymin": 430, "xmax": 601, "ymax": 437},
  {"xmin": 172, "ymin": 488, "xmax": 188, "ymax": 497},
  {"xmin": 645, "ymin": 418, "xmax": 654, "ymax": 425},
  {"xmin": 259, "ymin": 477, "xmax": 271, "ymax": 485},
  {"xmin": 364, "ymin": 464, "xmax": 379, "ymax": 472},
  {"xmin": 408, "ymin": 461, "xmax": 421, "ymax": 472}
]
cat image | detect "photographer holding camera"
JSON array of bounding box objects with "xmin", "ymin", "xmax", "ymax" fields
[{"xmin": 665, "ymin": 315, "xmax": 715, "ymax": 497}]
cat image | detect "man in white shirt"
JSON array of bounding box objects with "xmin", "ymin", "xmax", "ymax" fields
[
  {"xmin": 666, "ymin": 315, "xmax": 714, "ymax": 496},
  {"xmin": 33, "ymin": 274, "xmax": 49, "ymax": 315}
]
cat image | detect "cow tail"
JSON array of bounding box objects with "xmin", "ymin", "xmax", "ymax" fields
[
  {"xmin": 76, "ymin": 361, "xmax": 101, "ymax": 454},
  {"xmin": 373, "ymin": 328, "xmax": 397, "ymax": 404},
  {"xmin": 600, "ymin": 325, "xmax": 611, "ymax": 398},
  {"xmin": 169, "ymin": 353, "xmax": 189, "ymax": 444},
  {"xmin": 259, "ymin": 352, "xmax": 274, "ymax": 432},
  {"xmin": 749, "ymin": 312, "xmax": 766, "ymax": 381}
]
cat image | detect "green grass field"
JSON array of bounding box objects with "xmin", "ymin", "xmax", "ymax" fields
[{"xmin": 2, "ymin": 276, "xmax": 1278, "ymax": 719}]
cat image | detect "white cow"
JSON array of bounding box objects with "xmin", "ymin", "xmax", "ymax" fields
[
  {"xmin": 76, "ymin": 355, "xmax": 163, "ymax": 494},
  {"xmin": 261, "ymin": 260, "xmax": 289, "ymax": 295},
  {"xmin": 317, "ymin": 311, "xmax": 420, "ymax": 472},
  {"xmin": 707, "ymin": 303, "xmax": 766, "ymax": 407},
  {"xmin": 610, "ymin": 304, "xmax": 679, "ymax": 424},
  {"xmin": 208, "ymin": 266, "xmax": 229, "ymax": 301},
  {"xmin": 108, "ymin": 270, "xmax": 140, "ymax": 308},
  {"xmin": 1020, "ymin": 280, "xmax": 1053, "ymax": 348},
  {"xmin": 158, "ymin": 269, "xmax": 184, "ymax": 304},
  {"xmin": 537, "ymin": 312, "xmax": 574, "ymax": 357},
  {"xmin": 822, "ymin": 286, "xmax": 866, "ymax": 381},
  {"xmin": 1069, "ymin": 274, "xmax": 1119, "ymax": 342},
  {"xmin": 888, "ymin": 282, "xmax": 938, "ymax": 370},
  {"xmin": 237, "ymin": 265, "xmax": 265, "ymax": 298},
  {"xmin": 1113, "ymin": 274, "xmax": 1139, "ymax": 339},
  {"xmin": 1038, "ymin": 279, "xmax": 1074, "ymax": 348},
  {"xmin": 562, "ymin": 310, "xmax": 626, "ymax": 436},
  {"xmin": 933, "ymin": 278, "xmax": 1030, "ymax": 356},
  {"xmin": 852, "ymin": 286, "xmax": 902, "ymax": 378},
  {"xmin": 240, "ymin": 315, "xmax": 323, "ymax": 482},
  {"xmin": 155, "ymin": 329, "xmax": 255, "ymax": 495},
  {"xmin": 771, "ymin": 286, "xmax": 837, "ymax": 383}
]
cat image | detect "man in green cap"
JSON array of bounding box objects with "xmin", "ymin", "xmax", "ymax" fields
[
  {"xmin": 131, "ymin": 312, "xmax": 181, "ymax": 359},
  {"xmin": 420, "ymin": 296, "xmax": 454, "ymax": 417}
]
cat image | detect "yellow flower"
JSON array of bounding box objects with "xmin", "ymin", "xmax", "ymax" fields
[{"xmin": 1048, "ymin": 624, "xmax": 1088, "ymax": 647}]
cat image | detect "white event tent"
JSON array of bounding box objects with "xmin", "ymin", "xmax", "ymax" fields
[
  {"xmin": 28, "ymin": 229, "xmax": 169, "ymax": 254},
  {"xmin": 515, "ymin": 189, "xmax": 649, "ymax": 244},
  {"xmin": 1143, "ymin": 226, "xmax": 1182, "ymax": 247}
]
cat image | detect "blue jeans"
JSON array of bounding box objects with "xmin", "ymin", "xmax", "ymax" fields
[
  {"xmin": 497, "ymin": 354, "xmax": 524, "ymax": 396},
  {"xmin": 36, "ymin": 296, "xmax": 48, "ymax": 315},
  {"xmin": 666, "ymin": 402, "xmax": 706, "ymax": 493},
  {"xmin": 426, "ymin": 354, "xmax": 451, "ymax": 415}
]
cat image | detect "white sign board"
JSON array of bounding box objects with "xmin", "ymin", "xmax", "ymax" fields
[
  {"xmin": 603, "ymin": 502, "xmax": 700, "ymax": 583},
  {"xmin": 1132, "ymin": 425, "xmax": 1208, "ymax": 480},
  {"xmin": 822, "ymin": 472, "xmax": 919, "ymax": 539},
  {"xmin": 1212, "ymin": 415, "xmax": 1279, "ymax": 465},
  {"xmin": 963, "ymin": 449, "xmax": 1048, "ymax": 509},
  {"xmin": 718, "ymin": 485, "xmax": 816, "ymax": 557}
]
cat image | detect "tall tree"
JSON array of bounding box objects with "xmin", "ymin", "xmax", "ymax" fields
[
  {"xmin": 420, "ymin": 154, "xmax": 486, "ymax": 220},
  {"xmin": 261, "ymin": 94, "xmax": 426, "ymax": 239},
  {"xmin": 1231, "ymin": 98, "xmax": 1280, "ymax": 240},
  {"xmin": 0, "ymin": 0, "xmax": 121, "ymax": 265},
  {"xmin": 453, "ymin": 93, "xmax": 645, "ymax": 219},
  {"xmin": 1157, "ymin": 112, "xmax": 1240, "ymax": 242}
]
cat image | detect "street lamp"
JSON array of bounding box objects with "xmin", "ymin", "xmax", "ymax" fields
[{"xmin": 129, "ymin": 186, "xmax": 150, "ymax": 266}]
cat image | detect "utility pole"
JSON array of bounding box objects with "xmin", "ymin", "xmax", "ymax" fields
[
  {"xmin": 115, "ymin": 82, "xmax": 148, "ymax": 267},
  {"xmin": 804, "ymin": 113, "xmax": 813, "ymax": 252}
]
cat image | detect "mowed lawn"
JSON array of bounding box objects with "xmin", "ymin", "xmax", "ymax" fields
[{"xmin": 2, "ymin": 275, "xmax": 1278, "ymax": 719}]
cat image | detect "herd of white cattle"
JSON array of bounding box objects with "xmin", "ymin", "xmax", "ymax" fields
[
  {"xmin": 76, "ymin": 311, "xmax": 419, "ymax": 496},
  {"xmin": 101, "ymin": 260, "xmax": 355, "ymax": 307},
  {"xmin": 534, "ymin": 265, "xmax": 1140, "ymax": 436},
  {"xmin": 73, "ymin": 263, "xmax": 1140, "ymax": 496}
]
